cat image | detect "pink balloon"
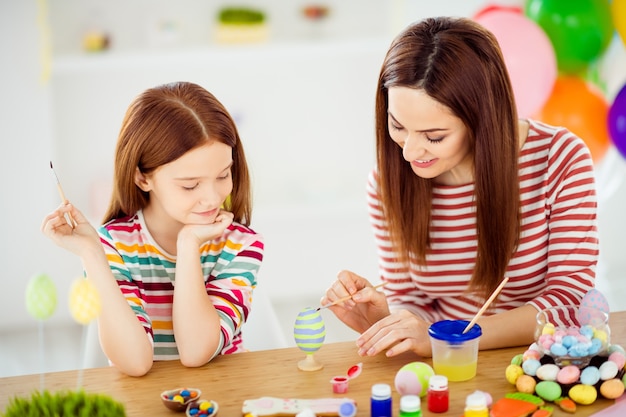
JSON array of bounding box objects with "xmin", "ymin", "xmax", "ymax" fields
[{"xmin": 475, "ymin": 9, "xmax": 557, "ymax": 118}]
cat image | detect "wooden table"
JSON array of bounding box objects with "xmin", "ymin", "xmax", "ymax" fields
[{"xmin": 1, "ymin": 311, "xmax": 625, "ymax": 416}]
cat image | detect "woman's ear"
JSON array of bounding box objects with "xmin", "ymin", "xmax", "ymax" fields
[{"xmin": 134, "ymin": 167, "xmax": 151, "ymax": 192}]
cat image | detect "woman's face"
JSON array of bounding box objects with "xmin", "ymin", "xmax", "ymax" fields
[
  {"xmin": 138, "ymin": 141, "xmax": 233, "ymax": 226},
  {"xmin": 387, "ymin": 86, "xmax": 473, "ymax": 186}
]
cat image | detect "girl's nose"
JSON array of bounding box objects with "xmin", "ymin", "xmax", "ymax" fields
[{"xmin": 402, "ymin": 134, "xmax": 426, "ymax": 161}]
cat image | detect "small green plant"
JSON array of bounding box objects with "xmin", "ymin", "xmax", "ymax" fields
[
  {"xmin": 1, "ymin": 389, "xmax": 126, "ymax": 417},
  {"xmin": 218, "ymin": 7, "xmax": 265, "ymax": 24}
]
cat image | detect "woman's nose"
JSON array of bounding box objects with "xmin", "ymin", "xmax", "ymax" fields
[{"xmin": 402, "ymin": 134, "xmax": 426, "ymax": 161}]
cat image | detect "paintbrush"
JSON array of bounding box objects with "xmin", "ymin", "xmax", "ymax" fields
[
  {"xmin": 462, "ymin": 276, "xmax": 510, "ymax": 333},
  {"xmin": 49, "ymin": 161, "xmax": 77, "ymax": 228},
  {"xmin": 317, "ymin": 282, "xmax": 386, "ymax": 311}
]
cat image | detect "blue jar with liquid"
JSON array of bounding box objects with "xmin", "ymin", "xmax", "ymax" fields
[{"xmin": 371, "ymin": 383, "xmax": 392, "ymax": 417}]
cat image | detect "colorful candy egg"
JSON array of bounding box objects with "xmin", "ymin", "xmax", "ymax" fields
[
  {"xmin": 505, "ymin": 364, "xmax": 524, "ymax": 385},
  {"xmin": 515, "ymin": 374, "xmax": 537, "ymax": 394},
  {"xmin": 556, "ymin": 365, "xmax": 580, "ymax": 384},
  {"xmin": 608, "ymin": 351, "xmax": 626, "ymax": 370},
  {"xmin": 535, "ymin": 380, "xmax": 562, "ymax": 402},
  {"xmin": 580, "ymin": 366, "xmax": 601, "ymax": 386},
  {"xmin": 599, "ymin": 360, "xmax": 619, "ymax": 380},
  {"xmin": 536, "ymin": 363, "xmax": 559, "ymax": 381},
  {"xmin": 569, "ymin": 384, "xmax": 598, "ymax": 405},
  {"xmin": 600, "ymin": 379, "xmax": 625, "ymax": 399}
]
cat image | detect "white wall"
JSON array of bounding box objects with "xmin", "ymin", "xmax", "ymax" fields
[{"xmin": 2, "ymin": 0, "xmax": 626, "ymax": 377}]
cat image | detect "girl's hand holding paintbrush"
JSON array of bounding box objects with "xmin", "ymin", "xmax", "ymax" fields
[{"xmin": 41, "ymin": 202, "xmax": 101, "ymax": 258}]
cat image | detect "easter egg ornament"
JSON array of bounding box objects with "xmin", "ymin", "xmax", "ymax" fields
[
  {"xmin": 293, "ymin": 307, "xmax": 326, "ymax": 371},
  {"xmin": 394, "ymin": 361, "xmax": 435, "ymax": 397}
]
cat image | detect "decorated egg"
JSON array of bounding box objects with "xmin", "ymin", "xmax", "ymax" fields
[
  {"xmin": 394, "ymin": 361, "xmax": 434, "ymax": 397},
  {"xmin": 535, "ymin": 380, "xmax": 562, "ymax": 402},
  {"xmin": 515, "ymin": 374, "xmax": 537, "ymax": 394},
  {"xmin": 293, "ymin": 307, "xmax": 326, "ymax": 353},
  {"xmin": 579, "ymin": 289, "xmax": 610, "ymax": 326},
  {"xmin": 25, "ymin": 273, "xmax": 57, "ymax": 320},
  {"xmin": 505, "ymin": 364, "xmax": 524, "ymax": 385},
  {"xmin": 600, "ymin": 379, "xmax": 625, "ymax": 399},
  {"xmin": 569, "ymin": 384, "xmax": 598, "ymax": 405},
  {"xmin": 69, "ymin": 277, "xmax": 101, "ymax": 325}
]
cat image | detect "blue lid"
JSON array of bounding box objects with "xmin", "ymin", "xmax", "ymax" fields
[
  {"xmin": 338, "ymin": 400, "xmax": 357, "ymax": 417},
  {"xmin": 428, "ymin": 320, "xmax": 482, "ymax": 344}
]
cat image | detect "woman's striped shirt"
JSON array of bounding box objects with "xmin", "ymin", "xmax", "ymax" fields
[
  {"xmin": 98, "ymin": 210, "xmax": 264, "ymax": 360},
  {"xmin": 368, "ymin": 119, "xmax": 598, "ymax": 322}
]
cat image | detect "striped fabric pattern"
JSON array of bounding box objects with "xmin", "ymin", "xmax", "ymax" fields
[
  {"xmin": 368, "ymin": 119, "xmax": 598, "ymax": 322},
  {"xmin": 98, "ymin": 210, "xmax": 264, "ymax": 360}
]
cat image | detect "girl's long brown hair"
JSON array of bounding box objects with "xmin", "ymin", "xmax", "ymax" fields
[
  {"xmin": 103, "ymin": 81, "xmax": 252, "ymax": 226},
  {"xmin": 375, "ymin": 17, "xmax": 520, "ymax": 301}
]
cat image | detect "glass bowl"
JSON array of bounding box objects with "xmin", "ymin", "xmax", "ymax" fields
[{"xmin": 534, "ymin": 305, "xmax": 610, "ymax": 368}]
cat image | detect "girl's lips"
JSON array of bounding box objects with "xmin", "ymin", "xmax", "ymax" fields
[
  {"xmin": 412, "ymin": 158, "xmax": 437, "ymax": 168},
  {"xmin": 195, "ymin": 208, "xmax": 218, "ymax": 217}
]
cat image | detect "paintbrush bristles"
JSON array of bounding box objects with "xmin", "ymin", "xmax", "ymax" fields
[{"xmin": 49, "ymin": 161, "xmax": 77, "ymax": 228}]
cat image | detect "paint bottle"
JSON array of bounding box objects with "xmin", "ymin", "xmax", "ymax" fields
[
  {"xmin": 427, "ymin": 375, "xmax": 449, "ymax": 413},
  {"xmin": 370, "ymin": 383, "xmax": 392, "ymax": 417},
  {"xmin": 464, "ymin": 391, "xmax": 489, "ymax": 417},
  {"xmin": 399, "ymin": 395, "xmax": 422, "ymax": 417}
]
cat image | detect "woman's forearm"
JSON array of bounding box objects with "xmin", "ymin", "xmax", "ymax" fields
[{"xmin": 475, "ymin": 304, "xmax": 538, "ymax": 350}]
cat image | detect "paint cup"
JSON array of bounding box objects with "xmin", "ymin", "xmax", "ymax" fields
[{"xmin": 428, "ymin": 320, "xmax": 482, "ymax": 382}]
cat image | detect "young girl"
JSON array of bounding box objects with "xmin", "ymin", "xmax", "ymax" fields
[
  {"xmin": 322, "ymin": 17, "xmax": 598, "ymax": 358},
  {"xmin": 42, "ymin": 81, "xmax": 264, "ymax": 376}
]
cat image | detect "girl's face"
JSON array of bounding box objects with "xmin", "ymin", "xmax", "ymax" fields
[
  {"xmin": 387, "ymin": 86, "xmax": 473, "ymax": 186},
  {"xmin": 137, "ymin": 141, "xmax": 233, "ymax": 226}
]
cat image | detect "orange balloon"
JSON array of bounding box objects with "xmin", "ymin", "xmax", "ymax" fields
[{"xmin": 535, "ymin": 76, "xmax": 610, "ymax": 163}]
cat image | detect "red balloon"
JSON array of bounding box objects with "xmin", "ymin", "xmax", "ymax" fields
[{"xmin": 535, "ymin": 76, "xmax": 610, "ymax": 163}]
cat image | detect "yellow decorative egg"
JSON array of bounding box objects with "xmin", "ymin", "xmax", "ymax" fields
[
  {"xmin": 505, "ymin": 364, "xmax": 524, "ymax": 385},
  {"xmin": 541, "ymin": 322, "xmax": 555, "ymax": 335},
  {"xmin": 69, "ymin": 277, "xmax": 101, "ymax": 325},
  {"xmin": 600, "ymin": 379, "xmax": 625, "ymax": 399},
  {"xmin": 569, "ymin": 384, "xmax": 598, "ymax": 405}
]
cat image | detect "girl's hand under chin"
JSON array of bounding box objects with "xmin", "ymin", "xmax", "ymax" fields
[{"xmin": 178, "ymin": 210, "xmax": 234, "ymax": 247}]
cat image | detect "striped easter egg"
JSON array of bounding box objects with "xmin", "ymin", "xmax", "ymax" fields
[{"xmin": 293, "ymin": 307, "xmax": 326, "ymax": 353}]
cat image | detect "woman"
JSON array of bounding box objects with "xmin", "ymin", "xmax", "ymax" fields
[{"xmin": 321, "ymin": 17, "xmax": 598, "ymax": 358}]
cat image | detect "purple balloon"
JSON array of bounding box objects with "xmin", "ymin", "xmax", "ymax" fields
[{"xmin": 609, "ymin": 83, "xmax": 626, "ymax": 159}]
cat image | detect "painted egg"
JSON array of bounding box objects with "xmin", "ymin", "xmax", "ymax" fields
[
  {"xmin": 580, "ymin": 366, "xmax": 601, "ymax": 386},
  {"xmin": 535, "ymin": 380, "xmax": 562, "ymax": 401},
  {"xmin": 600, "ymin": 379, "xmax": 625, "ymax": 399},
  {"xmin": 522, "ymin": 359, "xmax": 541, "ymax": 376},
  {"xmin": 293, "ymin": 307, "xmax": 326, "ymax": 353},
  {"xmin": 608, "ymin": 351, "xmax": 626, "ymax": 370},
  {"xmin": 599, "ymin": 360, "xmax": 619, "ymax": 380},
  {"xmin": 25, "ymin": 273, "xmax": 57, "ymax": 320},
  {"xmin": 579, "ymin": 289, "xmax": 610, "ymax": 326},
  {"xmin": 536, "ymin": 363, "xmax": 560, "ymax": 381},
  {"xmin": 569, "ymin": 384, "xmax": 598, "ymax": 405},
  {"xmin": 394, "ymin": 361, "xmax": 434, "ymax": 397},
  {"xmin": 505, "ymin": 364, "xmax": 524, "ymax": 385},
  {"xmin": 510, "ymin": 354, "xmax": 524, "ymax": 366},
  {"xmin": 68, "ymin": 277, "xmax": 101, "ymax": 325},
  {"xmin": 556, "ymin": 365, "xmax": 581, "ymax": 384},
  {"xmin": 515, "ymin": 374, "xmax": 537, "ymax": 394}
]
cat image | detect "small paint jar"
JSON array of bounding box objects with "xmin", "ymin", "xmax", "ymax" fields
[
  {"xmin": 331, "ymin": 376, "xmax": 349, "ymax": 394},
  {"xmin": 427, "ymin": 375, "xmax": 449, "ymax": 413},
  {"xmin": 370, "ymin": 383, "xmax": 392, "ymax": 417}
]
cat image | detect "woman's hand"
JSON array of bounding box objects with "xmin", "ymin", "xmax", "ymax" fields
[
  {"xmin": 40, "ymin": 203, "xmax": 101, "ymax": 256},
  {"xmin": 321, "ymin": 270, "xmax": 390, "ymax": 333},
  {"xmin": 356, "ymin": 309, "xmax": 432, "ymax": 358}
]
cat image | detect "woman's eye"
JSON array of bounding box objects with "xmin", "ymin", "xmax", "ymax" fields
[
  {"xmin": 389, "ymin": 123, "xmax": 403, "ymax": 131},
  {"xmin": 182, "ymin": 184, "xmax": 199, "ymax": 191},
  {"xmin": 427, "ymin": 136, "xmax": 444, "ymax": 144},
  {"xmin": 218, "ymin": 172, "xmax": 231, "ymax": 180}
]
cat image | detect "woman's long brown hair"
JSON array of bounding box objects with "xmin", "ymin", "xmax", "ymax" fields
[
  {"xmin": 375, "ymin": 17, "xmax": 520, "ymax": 301},
  {"xmin": 102, "ymin": 81, "xmax": 252, "ymax": 226}
]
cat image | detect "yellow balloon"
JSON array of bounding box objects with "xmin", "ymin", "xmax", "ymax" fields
[
  {"xmin": 613, "ymin": 0, "xmax": 626, "ymax": 47},
  {"xmin": 69, "ymin": 278, "xmax": 101, "ymax": 325}
]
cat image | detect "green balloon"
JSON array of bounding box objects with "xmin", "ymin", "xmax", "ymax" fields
[
  {"xmin": 525, "ymin": 0, "xmax": 614, "ymax": 74},
  {"xmin": 25, "ymin": 273, "xmax": 58, "ymax": 320}
]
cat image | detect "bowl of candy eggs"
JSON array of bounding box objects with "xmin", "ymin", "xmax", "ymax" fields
[
  {"xmin": 186, "ymin": 399, "xmax": 219, "ymax": 417},
  {"xmin": 160, "ymin": 387, "xmax": 201, "ymax": 411},
  {"xmin": 534, "ymin": 304, "xmax": 610, "ymax": 368}
]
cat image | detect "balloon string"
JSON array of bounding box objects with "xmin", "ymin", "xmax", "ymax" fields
[
  {"xmin": 38, "ymin": 321, "xmax": 45, "ymax": 391},
  {"xmin": 77, "ymin": 325, "xmax": 88, "ymax": 390}
]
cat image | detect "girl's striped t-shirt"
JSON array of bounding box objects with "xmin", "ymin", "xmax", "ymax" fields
[
  {"xmin": 368, "ymin": 119, "xmax": 598, "ymax": 322},
  {"xmin": 98, "ymin": 210, "xmax": 264, "ymax": 360}
]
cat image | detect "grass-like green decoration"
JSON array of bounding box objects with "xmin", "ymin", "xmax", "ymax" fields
[
  {"xmin": 218, "ymin": 7, "xmax": 265, "ymax": 24},
  {"xmin": 1, "ymin": 390, "xmax": 126, "ymax": 417}
]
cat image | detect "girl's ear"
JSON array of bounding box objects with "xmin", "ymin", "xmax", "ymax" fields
[{"xmin": 134, "ymin": 167, "xmax": 151, "ymax": 192}]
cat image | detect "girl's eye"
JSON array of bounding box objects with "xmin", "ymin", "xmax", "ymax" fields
[
  {"xmin": 182, "ymin": 184, "xmax": 199, "ymax": 191},
  {"xmin": 427, "ymin": 136, "xmax": 444, "ymax": 144},
  {"xmin": 389, "ymin": 122, "xmax": 403, "ymax": 131},
  {"xmin": 218, "ymin": 172, "xmax": 231, "ymax": 180}
]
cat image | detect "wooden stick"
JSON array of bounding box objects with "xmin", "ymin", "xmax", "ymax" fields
[
  {"xmin": 462, "ymin": 276, "xmax": 510, "ymax": 333},
  {"xmin": 50, "ymin": 161, "xmax": 77, "ymax": 228},
  {"xmin": 317, "ymin": 282, "xmax": 385, "ymax": 311}
]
